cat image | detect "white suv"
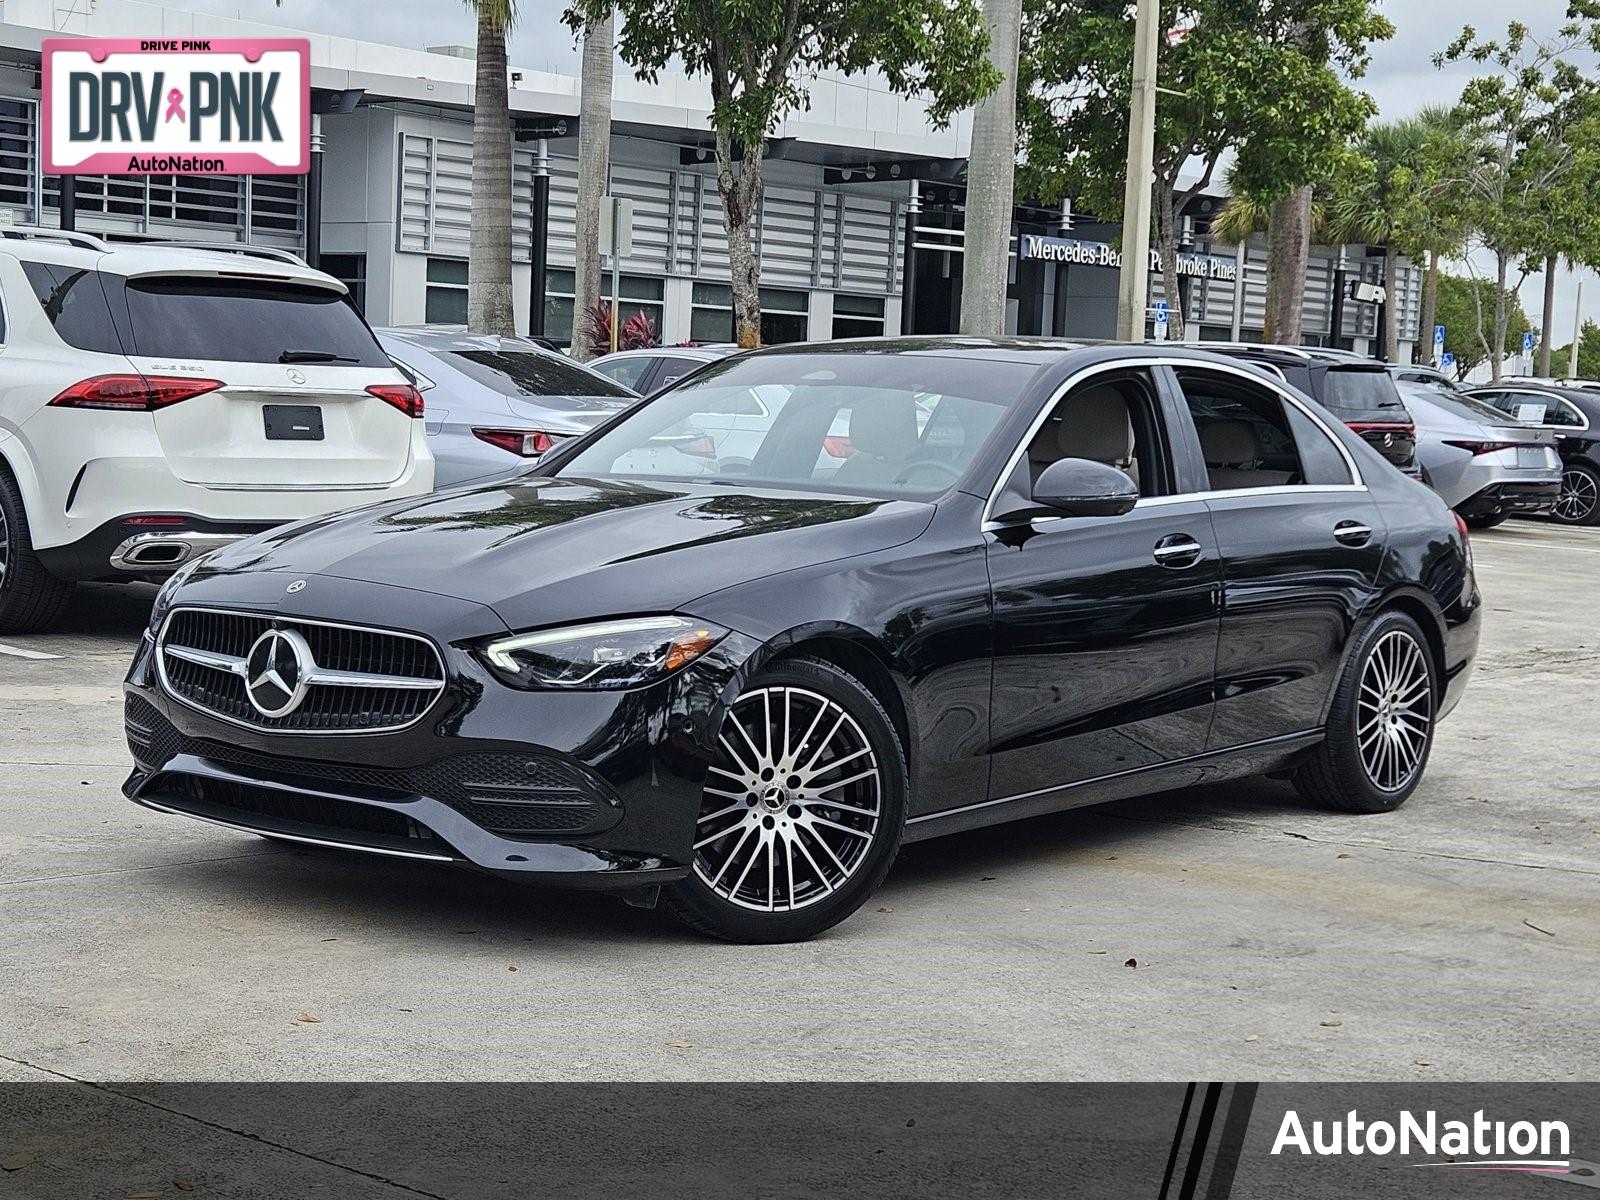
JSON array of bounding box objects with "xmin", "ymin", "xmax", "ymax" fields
[{"xmin": 0, "ymin": 228, "xmax": 433, "ymax": 633}]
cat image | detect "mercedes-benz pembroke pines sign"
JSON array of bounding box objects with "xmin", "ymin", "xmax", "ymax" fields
[{"xmin": 41, "ymin": 38, "xmax": 310, "ymax": 175}]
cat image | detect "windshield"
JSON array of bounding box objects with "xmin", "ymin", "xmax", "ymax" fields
[
  {"xmin": 442, "ymin": 349, "xmax": 636, "ymax": 403},
  {"xmin": 1400, "ymin": 383, "xmax": 1514, "ymax": 426},
  {"xmin": 1322, "ymin": 367, "xmax": 1408, "ymax": 414},
  {"xmin": 555, "ymin": 352, "xmax": 1036, "ymax": 497}
]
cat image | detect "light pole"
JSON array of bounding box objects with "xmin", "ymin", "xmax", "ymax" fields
[
  {"xmin": 1570, "ymin": 276, "xmax": 1584, "ymax": 379},
  {"xmin": 1114, "ymin": 0, "xmax": 1160, "ymax": 342}
]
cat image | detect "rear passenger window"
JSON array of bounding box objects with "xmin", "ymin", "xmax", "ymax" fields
[
  {"xmin": 22, "ymin": 261, "xmax": 125, "ymax": 354},
  {"xmin": 1175, "ymin": 368, "xmax": 1353, "ymax": 491}
]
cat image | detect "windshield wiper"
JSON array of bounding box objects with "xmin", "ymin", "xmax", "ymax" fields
[{"xmin": 278, "ymin": 349, "xmax": 360, "ymax": 364}]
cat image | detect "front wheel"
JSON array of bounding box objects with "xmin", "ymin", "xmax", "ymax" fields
[
  {"xmin": 664, "ymin": 657, "xmax": 907, "ymax": 942},
  {"xmin": 1552, "ymin": 464, "xmax": 1600, "ymax": 526},
  {"xmin": 1294, "ymin": 610, "xmax": 1437, "ymax": 814}
]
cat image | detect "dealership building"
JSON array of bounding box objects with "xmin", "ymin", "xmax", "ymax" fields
[{"xmin": 0, "ymin": 0, "xmax": 1422, "ymax": 357}]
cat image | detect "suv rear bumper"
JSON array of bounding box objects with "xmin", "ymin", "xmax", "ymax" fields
[{"xmin": 37, "ymin": 516, "xmax": 278, "ymax": 582}]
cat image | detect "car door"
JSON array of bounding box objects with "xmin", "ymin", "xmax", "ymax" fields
[
  {"xmin": 984, "ymin": 366, "xmax": 1222, "ymax": 799},
  {"xmin": 1164, "ymin": 363, "xmax": 1388, "ymax": 750}
]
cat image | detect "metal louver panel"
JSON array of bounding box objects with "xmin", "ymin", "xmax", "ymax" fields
[
  {"xmin": 838, "ymin": 195, "xmax": 895, "ymax": 292},
  {"xmin": 760, "ymin": 184, "xmax": 821, "ymax": 288},
  {"xmin": 396, "ymin": 131, "xmax": 535, "ymax": 261}
]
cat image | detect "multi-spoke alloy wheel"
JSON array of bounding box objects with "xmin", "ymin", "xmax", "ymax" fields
[
  {"xmin": 1354, "ymin": 629, "xmax": 1433, "ymax": 793},
  {"xmin": 1554, "ymin": 466, "xmax": 1599, "ymax": 525},
  {"xmin": 666, "ymin": 658, "xmax": 906, "ymax": 942},
  {"xmin": 1294, "ymin": 610, "xmax": 1437, "ymax": 814},
  {"xmin": 695, "ymin": 686, "xmax": 881, "ymax": 911}
]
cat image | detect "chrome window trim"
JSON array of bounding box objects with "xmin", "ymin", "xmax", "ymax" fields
[
  {"xmin": 156, "ymin": 605, "xmax": 448, "ymax": 736},
  {"xmin": 981, "ymin": 355, "xmax": 1365, "ymax": 527}
]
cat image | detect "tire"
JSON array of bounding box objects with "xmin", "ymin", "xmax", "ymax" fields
[
  {"xmin": 1463, "ymin": 512, "xmax": 1507, "ymax": 530},
  {"xmin": 0, "ymin": 465, "xmax": 75, "ymax": 635},
  {"xmin": 664, "ymin": 657, "xmax": 908, "ymax": 943},
  {"xmin": 1552, "ymin": 463, "xmax": 1600, "ymax": 526},
  {"xmin": 1293, "ymin": 610, "xmax": 1437, "ymax": 814}
]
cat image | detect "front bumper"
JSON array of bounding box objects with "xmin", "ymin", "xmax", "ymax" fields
[{"xmin": 122, "ymin": 616, "xmax": 760, "ymax": 890}]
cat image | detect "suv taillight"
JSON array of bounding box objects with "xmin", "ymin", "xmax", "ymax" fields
[
  {"xmin": 366, "ymin": 383, "xmax": 425, "ymax": 417},
  {"xmin": 49, "ymin": 374, "xmax": 223, "ymax": 411}
]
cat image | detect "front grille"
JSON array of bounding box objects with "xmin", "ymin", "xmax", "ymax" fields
[
  {"xmin": 126, "ymin": 695, "xmax": 617, "ymax": 838},
  {"xmin": 158, "ymin": 608, "xmax": 446, "ymax": 733}
]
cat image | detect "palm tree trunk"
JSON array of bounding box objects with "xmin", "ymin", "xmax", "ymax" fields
[
  {"xmin": 1381, "ymin": 244, "xmax": 1400, "ymax": 362},
  {"xmin": 571, "ymin": 11, "xmax": 614, "ymax": 360},
  {"xmin": 715, "ymin": 126, "xmax": 763, "ymax": 348},
  {"xmin": 1417, "ymin": 249, "xmax": 1441, "ymax": 366},
  {"xmin": 958, "ymin": 0, "xmax": 1021, "ymax": 336},
  {"xmin": 1265, "ymin": 187, "xmax": 1311, "ymax": 345},
  {"xmin": 1538, "ymin": 253, "xmax": 1558, "ymax": 377},
  {"xmin": 1154, "ymin": 181, "xmax": 1185, "ymax": 341},
  {"xmin": 467, "ymin": 5, "xmax": 515, "ymax": 336}
]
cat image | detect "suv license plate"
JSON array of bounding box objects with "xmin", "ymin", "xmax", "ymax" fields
[{"xmin": 263, "ymin": 405, "xmax": 325, "ymax": 441}]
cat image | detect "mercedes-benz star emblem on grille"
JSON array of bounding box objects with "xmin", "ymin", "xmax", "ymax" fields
[
  {"xmin": 244, "ymin": 629, "xmax": 314, "ymax": 717},
  {"xmin": 286, "ymin": 580, "xmax": 307, "ymax": 594}
]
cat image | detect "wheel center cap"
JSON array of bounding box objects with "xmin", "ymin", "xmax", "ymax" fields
[{"xmin": 760, "ymin": 785, "xmax": 788, "ymax": 812}]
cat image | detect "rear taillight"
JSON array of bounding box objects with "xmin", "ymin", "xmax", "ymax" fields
[
  {"xmin": 49, "ymin": 374, "xmax": 223, "ymax": 411},
  {"xmin": 1442, "ymin": 439, "xmax": 1520, "ymax": 456},
  {"xmin": 1454, "ymin": 512, "xmax": 1470, "ymax": 538},
  {"xmin": 472, "ymin": 428, "xmax": 558, "ymax": 457},
  {"xmin": 1346, "ymin": 421, "xmax": 1415, "ymax": 436},
  {"xmin": 366, "ymin": 383, "xmax": 425, "ymax": 417}
]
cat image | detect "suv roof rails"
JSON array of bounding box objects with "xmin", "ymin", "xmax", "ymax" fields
[
  {"xmin": 146, "ymin": 240, "xmax": 307, "ymax": 267},
  {"xmin": 0, "ymin": 224, "xmax": 111, "ymax": 252}
]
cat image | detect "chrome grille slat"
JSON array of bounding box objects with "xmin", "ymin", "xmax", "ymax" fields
[{"xmin": 157, "ymin": 607, "xmax": 447, "ymax": 735}]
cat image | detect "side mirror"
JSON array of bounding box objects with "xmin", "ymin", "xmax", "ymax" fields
[{"xmin": 1031, "ymin": 458, "xmax": 1139, "ymax": 518}]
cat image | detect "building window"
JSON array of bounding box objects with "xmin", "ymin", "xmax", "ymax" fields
[
  {"xmin": 831, "ymin": 294, "xmax": 885, "ymax": 339},
  {"xmin": 425, "ymin": 257, "xmax": 469, "ymax": 324},
  {"xmin": 691, "ymin": 283, "xmax": 809, "ymax": 344},
  {"xmin": 322, "ymin": 254, "xmax": 368, "ymax": 314},
  {"xmin": 545, "ymin": 269, "xmax": 665, "ymax": 350}
]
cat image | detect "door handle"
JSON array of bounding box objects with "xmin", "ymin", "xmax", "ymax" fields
[
  {"xmin": 1333, "ymin": 520, "xmax": 1373, "ymax": 547},
  {"xmin": 1152, "ymin": 534, "xmax": 1204, "ymax": 568}
]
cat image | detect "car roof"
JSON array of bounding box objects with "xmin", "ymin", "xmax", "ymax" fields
[
  {"xmin": 376, "ymin": 327, "xmax": 564, "ymax": 355},
  {"xmin": 604, "ymin": 345, "xmax": 736, "ymax": 361},
  {"xmin": 0, "ymin": 228, "xmax": 343, "ymax": 291},
  {"xmin": 1175, "ymin": 340, "xmax": 1377, "ymax": 366}
]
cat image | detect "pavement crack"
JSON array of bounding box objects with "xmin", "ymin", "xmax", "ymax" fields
[{"xmin": 0, "ymin": 1052, "xmax": 455, "ymax": 1198}]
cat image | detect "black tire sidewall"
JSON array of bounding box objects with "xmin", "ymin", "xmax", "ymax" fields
[
  {"xmin": 665, "ymin": 657, "xmax": 908, "ymax": 943},
  {"xmin": 1324, "ymin": 610, "xmax": 1438, "ymax": 812}
]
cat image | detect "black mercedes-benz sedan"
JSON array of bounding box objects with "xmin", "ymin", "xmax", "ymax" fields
[{"xmin": 123, "ymin": 339, "xmax": 1481, "ymax": 942}]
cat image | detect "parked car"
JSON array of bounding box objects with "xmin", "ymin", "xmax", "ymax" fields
[
  {"xmin": 377, "ymin": 329, "xmax": 637, "ymax": 489},
  {"xmin": 0, "ymin": 228, "xmax": 432, "ymax": 634},
  {"xmin": 591, "ymin": 345, "xmax": 738, "ymax": 395},
  {"xmin": 1387, "ymin": 363, "xmax": 1463, "ymax": 392},
  {"xmin": 1396, "ymin": 380, "xmax": 1562, "ymax": 527},
  {"xmin": 1462, "ymin": 381, "xmax": 1600, "ymax": 525},
  {"xmin": 1192, "ymin": 343, "xmax": 1420, "ymax": 477},
  {"xmin": 125, "ymin": 339, "xmax": 1480, "ymax": 941}
]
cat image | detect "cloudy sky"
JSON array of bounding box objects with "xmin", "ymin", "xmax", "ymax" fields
[{"xmin": 194, "ymin": 0, "xmax": 1599, "ymax": 343}]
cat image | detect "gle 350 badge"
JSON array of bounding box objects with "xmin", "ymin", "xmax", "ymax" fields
[{"xmin": 42, "ymin": 37, "xmax": 309, "ymax": 175}]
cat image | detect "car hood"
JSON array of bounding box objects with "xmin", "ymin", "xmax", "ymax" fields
[{"xmin": 195, "ymin": 476, "xmax": 935, "ymax": 630}]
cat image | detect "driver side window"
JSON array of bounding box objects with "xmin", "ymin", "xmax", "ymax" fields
[{"xmin": 1023, "ymin": 370, "xmax": 1171, "ymax": 498}]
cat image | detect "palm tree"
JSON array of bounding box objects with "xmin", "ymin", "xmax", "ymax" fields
[
  {"xmin": 466, "ymin": 0, "xmax": 517, "ymax": 336},
  {"xmin": 1406, "ymin": 107, "xmax": 1478, "ymax": 367},
  {"xmin": 1210, "ymin": 177, "xmax": 1328, "ymax": 345},
  {"xmin": 958, "ymin": 0, "xmax": 1022, "ymax": 336},
  {"xmin": 571, "ymin": 11, "xmax": 615, "ymax": 361},
  {"xmin": 1329, "ymin": 117, "xmax": 1435, "ymax": 361}
]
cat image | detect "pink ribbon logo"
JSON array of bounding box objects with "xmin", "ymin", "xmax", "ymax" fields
[{"xmin": 164, "ymin": 88, "xmax": 185, "ymax": 123}]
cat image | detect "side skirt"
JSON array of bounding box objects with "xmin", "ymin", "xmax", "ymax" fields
[{"xmin": 902, "ymin": 729, "xmax": 1324, "ymax": 844}]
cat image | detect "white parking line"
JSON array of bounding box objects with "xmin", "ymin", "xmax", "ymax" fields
[{"xmin": 0, "ymin": 642, "xmax": 63, "ymax": 661}]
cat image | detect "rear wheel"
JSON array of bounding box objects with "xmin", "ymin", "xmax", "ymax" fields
[
  {"xmin": 0, "ymin": 468, "xmax": 75, "ymax": 635},
  {"xmin": 1553, "ymin": 464, "xmax": 1600, "ymax": 525},
  {"xmin": 664, "ymin": 658, "xmax": 907, "ymax": 942},
  {"xmin": 1294, "ymin": 610, "xmax": 1437, "ymax": 814}
]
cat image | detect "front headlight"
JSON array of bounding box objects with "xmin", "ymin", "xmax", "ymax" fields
[{"xmin": 479, "ymin": 615, "xmax": 728, "ymax": 690}]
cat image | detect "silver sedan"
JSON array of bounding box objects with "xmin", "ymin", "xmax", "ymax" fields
[
  {"xmin": 1399, "ymin": 381, "xmax": 1562, "ymax": 528},
  {"xmin": 377, "ymin": 328, "xmax": 637, "ymax": 489}
]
